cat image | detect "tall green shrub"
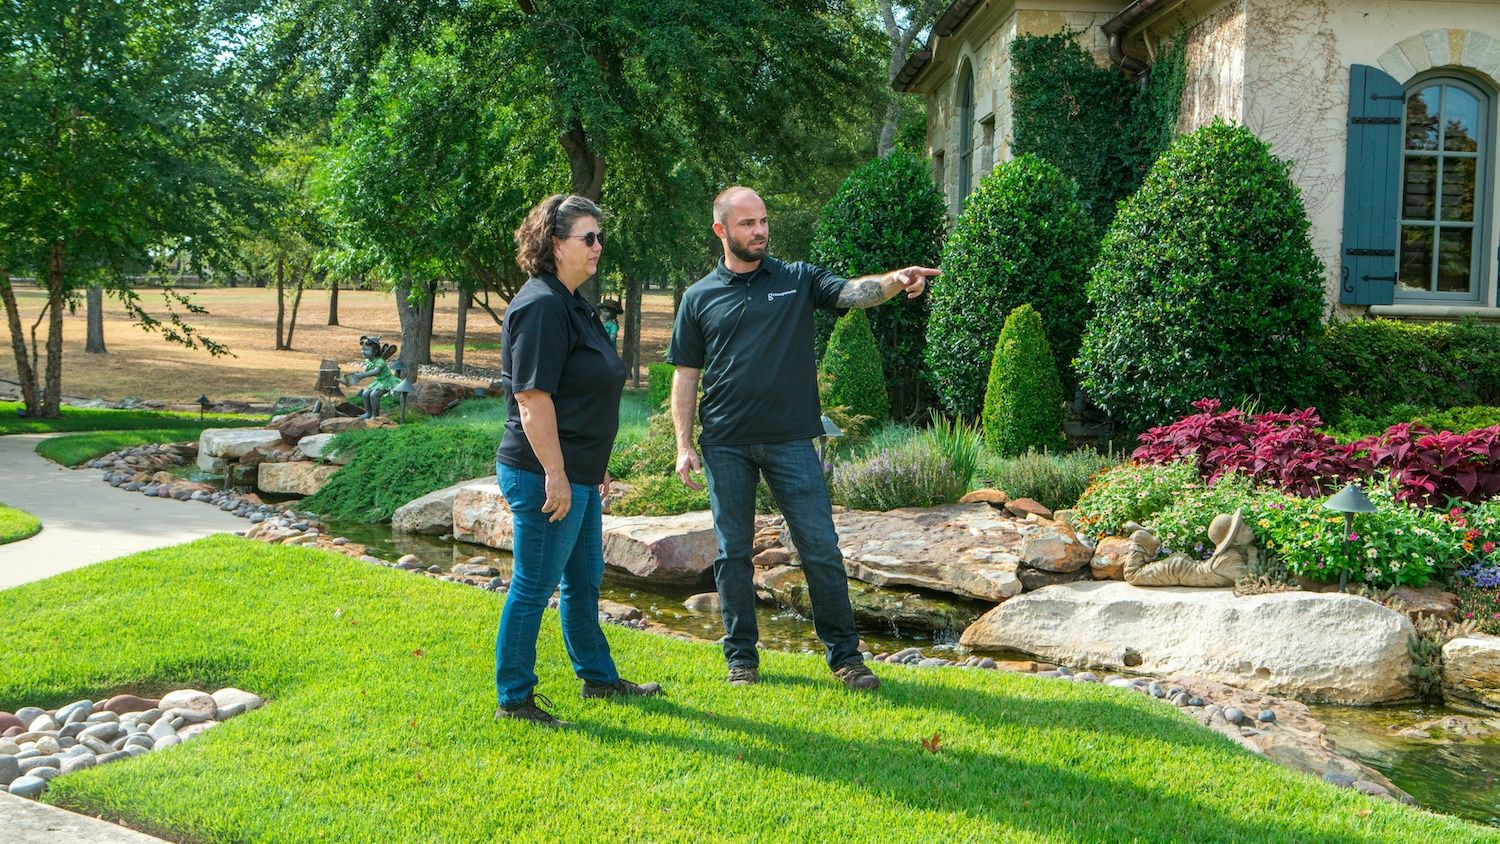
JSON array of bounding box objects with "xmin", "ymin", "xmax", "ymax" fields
[
  {"xmin": 925, "ymin": 154, "xmax": 1096, "ymax": 418},
  {"xmin": 1077, "ymin": 122, "xmax": 1326, "ymax": 434},
  {"xmin": 820, "ymin": 309, "xmax": 889, "ymax": 426},
  {"xmin": 647, "ymin": 363, "xmax": 674, "ymax": 409},
  {"xmin": 810, "ymin": 150, "xmax": 947, "ymax": 419},
  {"xmin": 983, "ymin": 304, "xmax": 1065, "ymax": 456}
]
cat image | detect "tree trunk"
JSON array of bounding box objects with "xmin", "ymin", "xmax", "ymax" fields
[
  {"xmin": 84, "ymin": 283, "xmax": 106, "ymax": 353},
  {"xmin": 417, "ymin": 281, "xmax": 435, "ymax": 366},
  {"xmin": 623, "ymin": 276, "xmax": 642, "ymax": 388},
  {"xmin": 394, "ymin": 278, "xmax": 435, "ymax": 372},
  {"xmin": 0, "ymin": 268, "xmax": 39, "ymax": 413},
  {"xmin": 284, "ymin": 269, "xmax": 306, "ymax": 349},
  {"xmin": 877, "ymin": 97, "xmax": 902, "ymax": 157},
  {"xmin": 327, "ymin": 278, "xmax": 340, "ymax": 325},
  {"xmin": 559, "ymin": 118, "xmax": 605, "ymax": 304},
  {"xmin": 274, "ymin": 254, "xmax": 287, "ymax": 350},
  {"xmin": 42, "ymin": 243, "xmax": 65, "ymax": 417},
  {"xmin": 454, "ymin": 290, "xmax": 469, "ymax": 375}
]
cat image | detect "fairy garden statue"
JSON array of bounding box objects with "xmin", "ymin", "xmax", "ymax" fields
[
  {"xmin": 1124, "ymin": 509, "xmax": 1258, "ymax": 588},
  {"xmin": 344, "ymin": 335, "xmax": 400, "ymax": 419}
]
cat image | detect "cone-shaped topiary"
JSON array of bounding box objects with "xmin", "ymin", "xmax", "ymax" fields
[
  {"xmin": 983, "ymin": 304, "xmax": 1066, "ymax": 457},
  {"xmin": 925, "ymin": 154, "xmax": 1096, "ymax": 420},
  {"xmin": 811, "ymin": 150, "xmax": 947, "ymax": 419},
  {"xmin": 820, "ymin": 308, "xmax": 889, "ymax": 426},
  {"xmin": 1077, "ymin": 121, "xmax": 1326, "ymax": 435}
]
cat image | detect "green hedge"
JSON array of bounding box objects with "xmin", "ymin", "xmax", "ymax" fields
[
  {"xmin": 820, "ymin": 310, "xmax": 889, "ymax": 426},
  {"xmin": 810, "ymin": 150, "xmax": 947, "ymax": 418},
  {"xmin": 926, "ymin": 154, "xmax": 1096, "ymax": 418},
  {"xmin": 1078, "ymin": 122, "xmax": 1326, "ymax": 434},
  {"xmin": 303, "ymin": 424, "xmax": 498, "ymax": 523},
  {"xmin": 982, "ymin": 304, "xmax": 1065, "ymax": 457},
  {"xmin": 647, "ymin": 364, "xmax": 674, "ymax": 409},
  {"xmin": 1319, "ymin": 318, "xmax": 1500, "ymax": 420}
]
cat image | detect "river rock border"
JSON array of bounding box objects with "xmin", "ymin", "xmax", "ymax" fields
[{"xmin": 1, "ymin": 689, "xmax": 264, "ymax": 800}]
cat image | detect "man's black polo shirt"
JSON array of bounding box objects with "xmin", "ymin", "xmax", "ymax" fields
[
  {"xmin": 497, "ymin": 274, "xmax": 626, "ymax": 486},
  {"xmin": 668, "ymin": 257, "xmax": 847, "ymax": 445}
]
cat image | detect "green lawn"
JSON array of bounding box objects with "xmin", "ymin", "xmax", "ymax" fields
[
  {"xmin": 34, "ymin": 428, "xmax": 210, "ymax": 467},
  {"xmin": 0, "ymin": 503, "xmax": 41, "ymax": 544},
  {"xmin": 0, "ymin": 537, "xmax": 1490, "ymax": 843},
  {"xmin": 0, "ymin": 401, "xmax": 263, "ymax": 435}
]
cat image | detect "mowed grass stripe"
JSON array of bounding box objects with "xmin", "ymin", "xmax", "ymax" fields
[
  {"xmin": 0, "ymin": 535, "xmax": 1488, "ymax": 843},
  {"xmin": 0, "ymin": 503, "xmax": 42, "ymax": 544}
]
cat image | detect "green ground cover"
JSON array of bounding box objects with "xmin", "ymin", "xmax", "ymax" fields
[
  {"xmin": 34, "ymin": 428, "xmax": 210, "ymax": 467},
  {"xmin": 0, "ymin": 402, "xmax": 262, "ymax": 435},
  {"xmin": 0, "ymin": 503, "xmax": 41, "ymax": 544},
  {"xmin": 0, "ymin": 536, "xmax": 1490, "ymax": 842}
]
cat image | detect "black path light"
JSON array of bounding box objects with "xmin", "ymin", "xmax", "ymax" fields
[
  {"xmin": 1324, "ymin": 481, "xmax": 1377, "ymax": 592},
  {"xmin": 819, "ymin": 414, "xmax": 843, "ymax": 470},
  {"xmin": 393, "ymin": 378, "xmax": 416, "ymax": 424},
  {"xmin": 196, "ymin": 394, "xmax": 211, "ymax": 421}
]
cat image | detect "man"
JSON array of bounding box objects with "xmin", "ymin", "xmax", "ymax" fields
[{"xmin": 667, "ymin": 186, "xmax": 939, "ymax": 691}]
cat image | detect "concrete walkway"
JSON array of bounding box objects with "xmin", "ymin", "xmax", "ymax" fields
[
  {"xmin": 2, "ymin": 433, "xmax": 236, "ymax": 842},
  {"xmin": 0, "ymin": 433, "xmax": 243, "ymax": 590}
]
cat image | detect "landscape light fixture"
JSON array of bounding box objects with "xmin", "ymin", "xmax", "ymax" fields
[
  {"xmin": 393, "ymin": 379, "xmax": 416, "ymax": 424},
  {"xmin": 819, "ymin": 414, "xmax": 843, "ymax": 469},
  {"xmin": 196, "ymin": 394, "xmax": 211, "ymax": 421},
  {"xmin": 1323, "ymin": 481, "xmax": 1377, "ymax": 592}
]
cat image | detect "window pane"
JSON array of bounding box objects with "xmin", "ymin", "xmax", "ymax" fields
[
  {"xmin": 1441, "ymin": 158, "xmax": 1477, "ymax": 221},
  {"xmin": 1443, "ymin": 87, "xmax": 1481, "ymax": 152},
  {"xmin": 1436, "ymin": 227, "xmax": 1474, "ymax": 293},
  {"xmin": 1399, "ymin": 226, "xmax": 1434, "ymax": 291},
  {"xmin": 1402, "ymin": 156, "xmax": 1437, "ymax": 220},
  {"xmin": 1406, "ymin": 86, "xmax": 1440, "ymax": 150}
]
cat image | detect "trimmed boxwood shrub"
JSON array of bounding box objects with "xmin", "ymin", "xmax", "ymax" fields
[
  {"xmin": 1320, "ymin": 318, "xmax": 1500, "ymax": 420},
  {"xmin": 983, "ymin": 304, "xmax": 1066, "ymax": 457},
  {"xmin": 820, "ymin": 309, "xmax": 889, "ymax": 426},
  {"xmin": 810, "ymin": 150, "xmax": 947, "ymax": 419},
  {"xmin": 925, "ymin": 154, "xmax": 1096, "ymax": 419},
  {"xmin": 1077, "ymin": 122, "xmax": 1325, "ymax": 435},
  {"xmin": 304, "ymin": 424, "xmax": 498, "ymax": 523},
  {"xmin": 647, "ymin": 363, "xmax": 674, "ymax": 409}
]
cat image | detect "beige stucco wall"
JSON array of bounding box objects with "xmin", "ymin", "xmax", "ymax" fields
[{"xmin": 1177, "ymin": 0, "xmax": 1246, "ymax": 130}]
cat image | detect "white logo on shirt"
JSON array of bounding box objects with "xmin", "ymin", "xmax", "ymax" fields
[{"xmin": 767, "ymin": 289, "xmax": 796, "ymax": 302}]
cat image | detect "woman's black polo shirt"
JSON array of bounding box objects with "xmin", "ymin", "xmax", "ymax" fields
[
  {"xmin": 667, "ymin": 257, "xmax": 847, "ymax": 445},
  {"xmin": 496, "ymin": 274, "xmax": 625, "ymax": 486}
]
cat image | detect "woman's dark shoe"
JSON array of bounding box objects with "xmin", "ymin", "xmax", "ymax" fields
[
  {"xmin": 833, "ymin": 662, "xmax": 881, "ymax": 691},
  {"xmin": 495, "ymin": 693, "xmax": 570, "ymax": 727},
  {"xmin": 581, "ymin": 678, "xmax": 663, "ymax": 699},
  {"xmin": 726, "ymin": 665, "xmax": 760, "ymax": 686}
]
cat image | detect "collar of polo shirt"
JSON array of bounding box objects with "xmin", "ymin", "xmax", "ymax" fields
[{"xmin": 713, "ymin": 257, "xmax": 772, "ymax": 286}]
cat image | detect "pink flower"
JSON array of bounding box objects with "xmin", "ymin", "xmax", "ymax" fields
[
  {"xmin": 1347, "ymin": 532, "xmax": 1360, "ymax": 542},
  {"xmin": 1484, "ymin": 542, "xmax": 1496, "ymax": 555}
]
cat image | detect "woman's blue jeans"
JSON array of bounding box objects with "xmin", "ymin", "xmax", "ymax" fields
[{"xmin": 494, "ymin": 463, "xmax": 619, "ymax": 708}]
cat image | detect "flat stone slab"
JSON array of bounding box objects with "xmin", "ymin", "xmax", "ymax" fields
[
  {"xmin": 395, "ymin": 476, "xmax": 496, "ymax": 535},
  {"xmin": 600, "ymin": 511, "xmax": 718, "ymax": 585},
  {"xmin": 824, "ymin": 504, "xmax": 1025, "ymax": 602},
  {"xmin": 0, "ymin": 782, "xmax": 170, "ymax": 842},
  {"xmin": 256, "ymin": 462, "xmax": 340, "ymax": 496},
  {"xmin": 960, "ymin": 581, "xmax": 1415, "ymax": 704},
  {"xmin": 197, "ymin": 429, "xmax": 283, "ymax": 472}
]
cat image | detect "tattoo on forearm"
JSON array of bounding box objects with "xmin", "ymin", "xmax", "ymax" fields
[{"xmin": 836, "ymin": 277, "xmax": 894, "ymax": 309}]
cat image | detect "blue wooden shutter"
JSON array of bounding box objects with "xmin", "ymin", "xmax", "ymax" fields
[{"xmin": 1340, "ymin": 64, "xmax": 1403, "ymax": 305}]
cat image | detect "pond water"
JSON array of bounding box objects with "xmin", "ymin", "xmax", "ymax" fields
[{"xmin": 325, "ymin": 517, "xmax": 1499, "ymax": 827}]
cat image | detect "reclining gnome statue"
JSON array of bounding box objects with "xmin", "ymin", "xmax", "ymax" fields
[{"xmin": 1124, "ymin": 508, "xmax": 1257, "ymax": 588}]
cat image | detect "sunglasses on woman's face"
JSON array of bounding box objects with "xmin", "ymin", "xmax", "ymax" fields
[{"xmin": 561, "ymin": 231, "xmax": 606, "ymax": 248}]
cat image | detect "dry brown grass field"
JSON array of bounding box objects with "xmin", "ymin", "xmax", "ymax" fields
[{"xmin": 0, "ymin": 286, "xmax": 676, "ymax": 403}]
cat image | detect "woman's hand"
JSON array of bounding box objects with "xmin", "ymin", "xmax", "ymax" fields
[
  {"xmin": 599, "ymin": 471, "xmax": 612, "ymax": 499},
  {"xmin": 542, "ymin": 470, "xmax": 572, "ymax": 523}
]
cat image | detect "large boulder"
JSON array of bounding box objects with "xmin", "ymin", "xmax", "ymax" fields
[
  {"xmin": 600, "ymin": 512, "xmax": 718, "ymax": 585},
  {"xmin": 817, "ymin": 504, "xmax": 1024, "ymax": 602},
  {"xmin": 755, "ymin": 565, "xmax": 981, "ymax": 634},
  {"xmin": 1444, "ymin": 634, "xmax": 1500, "ymax": 709},
  {"xmin": 276, "ymin": 412, "xmax": 324, "ymax": 445},
  {"xmin": 452, "ymin": 481, "xmax": 512, "ymax": 550},
  {"xmin": 960, "ymin": 582, "xmax": 1415, "ymax": 704},
  {"xmin": 295, "ymin": 433, "xmax": 346, "ymax": 463},
  {"xmin": 412, "ymin": 380, "xmax": 474, "ymax": 415},
  {"xmin": 257, "ymin": 462, "xmax": 341, "ymax": 496},
  {"xmin": 395, "ymin": 476, "xmax": 497, "ymax": 535},
  {"xmin": 197, "ymin": 428, "xmax": 285, "ymax": 472}
]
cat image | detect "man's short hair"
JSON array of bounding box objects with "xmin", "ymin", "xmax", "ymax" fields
[{"xmin": 713, "ymin": 186, "xmax": 760, "ymax": 224}]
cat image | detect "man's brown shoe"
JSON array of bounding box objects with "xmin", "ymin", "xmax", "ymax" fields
[
  {"xmin": 834, "ymin": 662, "xmax": 880, "ymax": 691},
  {"xmin": 495, "ymin": 693, "xmax": 570, "ymax": 727},
  {"xmin": 581, "ymin": 678, "xmax": 664, "ymax": 699},
  {"xmin": 727, "ymin": 666, "xmax": 760, "ymax": 686}
]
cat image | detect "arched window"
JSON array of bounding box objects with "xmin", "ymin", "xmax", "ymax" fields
[
  {"xmin": 956, "ymin": 62, "xmax": 975, "ymax": 206},
  {"xmin": 1397, "ymin": 75, "xmax": 1491, "ymax": 301}
]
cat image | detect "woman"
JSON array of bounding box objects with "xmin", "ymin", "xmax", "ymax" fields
[{"xmin": 494, "ymin": 194, "xmax": 662, "ymax": 727}]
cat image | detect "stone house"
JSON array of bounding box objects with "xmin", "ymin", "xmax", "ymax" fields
[{"xmin": 896, "ymin": 0, "xmax": 1500, "ymax": 318}]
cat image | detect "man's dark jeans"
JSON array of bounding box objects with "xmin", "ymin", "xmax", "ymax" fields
[{"xmin": 700, "ymin": 438, "xmax": 861, "ymax": 671}]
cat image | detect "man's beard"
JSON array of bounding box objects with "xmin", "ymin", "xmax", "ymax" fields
[{"xmin": 727, "ymin": 232, "xmax": 768, "ymax": 263}]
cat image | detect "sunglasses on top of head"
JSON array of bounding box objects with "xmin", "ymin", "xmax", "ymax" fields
[{"xmin": 560, "ymin": 231, "xmax": 606, "ymax": 248}]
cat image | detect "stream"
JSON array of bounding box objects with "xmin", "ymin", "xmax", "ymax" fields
[{"xmin": 328, "ymin": 517, "xmax": 1500, "ymax": 827}]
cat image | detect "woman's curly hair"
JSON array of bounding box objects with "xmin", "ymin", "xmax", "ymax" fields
[{"xmin": 514, "ymin": 194, "xmax": 605, "ymax": 277}]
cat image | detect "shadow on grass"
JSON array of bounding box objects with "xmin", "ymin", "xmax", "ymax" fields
[{"xmin": 579, "ymin": 696, "xmax": 1381, "ymax": 844}]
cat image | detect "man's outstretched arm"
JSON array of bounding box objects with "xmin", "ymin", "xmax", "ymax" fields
[{"xmin": 835, "ymin": 265, "xmax": 941, "ymax": 309}]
